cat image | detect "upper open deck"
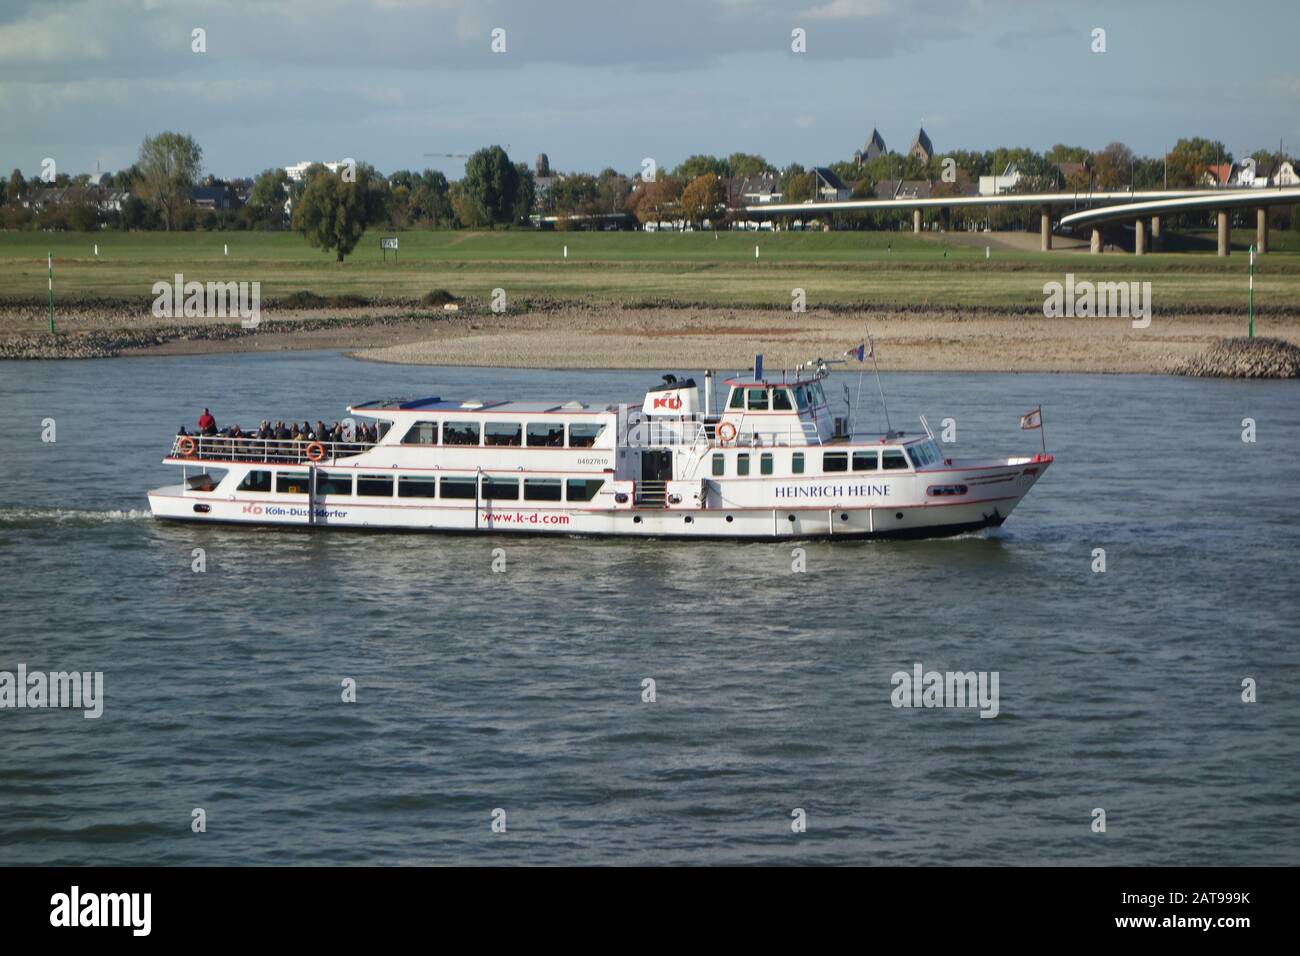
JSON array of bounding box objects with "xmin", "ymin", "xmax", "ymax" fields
[{"xmin": 350, "ymin": 396, "xmax": 608, "ymax": 417}]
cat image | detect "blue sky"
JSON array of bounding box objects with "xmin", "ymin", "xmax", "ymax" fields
[{"xmin": 2, "ymin": 0, "xmax": 1297, "ymax": 180}]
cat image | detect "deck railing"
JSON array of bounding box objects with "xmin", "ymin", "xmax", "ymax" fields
[{"xmin": 169, "ymin": 435, "xmax": 376, "ymax": 465}]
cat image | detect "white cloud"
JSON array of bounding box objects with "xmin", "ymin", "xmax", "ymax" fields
[{"xmin": 801, "ymin": 0, "xmax": 891, "ymax": 20}]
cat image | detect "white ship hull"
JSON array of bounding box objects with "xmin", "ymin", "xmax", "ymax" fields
[
  {"xmin": 147, "ymin": 459, "xmax": 1045, "ymax": 540},
  {"xmin": 149, "ymin": 371, "xmax": 1052, "ymax": 541}
]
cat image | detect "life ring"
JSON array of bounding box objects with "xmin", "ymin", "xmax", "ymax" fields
[
  {"xmin": 716, "ymin": 421, "xmax": 738, "ymax": 445},
  {"xmin": 305, "ymin": 441, "xmax": 326, "ymax": 462},
  {"xmin": 176, "ymin": 436, "xmax": 196, "ymax": 457}
]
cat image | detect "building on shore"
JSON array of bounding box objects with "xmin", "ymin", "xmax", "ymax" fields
[
  {"xmin": 908, "ymin": 128, "xmax": 934, "ymax": 165},
  {"xmin": 853, "ymin": 128, "xmax": 887, "ymax": 165}
]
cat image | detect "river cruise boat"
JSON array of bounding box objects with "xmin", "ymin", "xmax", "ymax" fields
[{"xmin": 147, "ymin": 368, "xmax": 1052, "ymax": 540}]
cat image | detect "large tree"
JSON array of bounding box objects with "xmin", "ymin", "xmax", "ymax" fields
[
  {"xmin": 1092, "ymin": 142, "xmax": 1135, "ymax": 189},
  {"xmin": 629, "ymin": 176, "xmax": 681, "ymax": 225},
  {"xmin": 3, "ymin": 168, "xmax": 23, "ymax": 204},
  {"xmin": 512, "ymin": 162, "xmax": 536, "ymax": 224},
  {"xmin": 674, "ymin": 154, "xmax": 727, "ymax": 180},
  {"xmin": 727, "ymin": 152, "xmax": 775, "ymax": 178},
  {"xmin": 779, "ymin": 164, "xmax": 814, "ymax": 204},
  {"xmin": 679, "ymin": 173, "xmax": 724, "ymax": 226},
  {"xmin": 136, "ymin": 132, "xmax": 203, "ymax": 231},
  {"xmin": 462, "ymin": 146, "xmax": 520, "ymax": 227},
  {"xmin": 246, "ymin": 168, "xmax": 289, "ymax": 229},
  {"xmin": 292, "ymin": 166, "xmax": 370, "ymax": 261},
  {"xmin": 1166, "ymin": 137, "xmax": 1231, "ymax": 188}
]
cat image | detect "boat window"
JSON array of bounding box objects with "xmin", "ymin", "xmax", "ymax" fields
[
  {"xmin": 566, "ymin": 479, "xmax": 604, "ymax": 502},
  {"xmin": 811, "ymin": 382, "xmax": 827, "ymax": 406},
  {"xmin": 907, "ymin": 442, "xmax": 939, "ymax": 467},
  {"xmin": 853, "ymin": 450, "xmax": 879, "ymax": 472},
  {"xmin": 524, "ymin": 478, "xmax": 562, "ymax": 501},
  {"xmin": 746, "ymin": 388, "xmax": 769, "ymax": 411},
  {"xmin": 316, "ymin": 472, "xmax": 353, "ymax": 495},
  {"xmin": 276, "ymin": 471, "xmax": 309, "ymax": 494},
  {"xmin": 398, "ymin": 476, "xmax": 437, "ymax": 498},
  {"xmin": 823, "ymin": 452, "xmax": 848, "ymax": 473},
  {"xmin": 238, "ymin": 470, "xmax": 272, "ymax": 492},
  {"xmin": 728, "ymin": 388, "xmax": 745, "ymax": 410},
  {"xmin": 568, "ymin": 423, "xmax": 603, "ymax": 447},
  {"xmin": 882, "ymin": 449, "xmax": 909, "ymax": 471},
  {"xmin": 357, "ymin": 474, "xmax": 394, "ymax": 496},
  {"xmin": 185, "ymin": 470, "xmax": 225, "ymax": 492},
  {"xmin": 772, "ymin": 389, "xmax": 794, "ymax": 411},
  {"xmin": 440, "ymin": 477, "xmax": 477, "ymax": 499},
  {"xmin": 401, "ymin": 421, "xmax": 438, "ymax": 445},
  {"xmin": 793, "ymin": 386, "xmax": 810, "ymax": 411},
  {"xmin": 792, "ymin": 452, "xmax": 805, "ymax": 474},
  {"xmin": 927, "ymin": 484, "xmax": 968, "ymax": 497},
  {"xmin": 442, "ymin": 421, "xmax": 480, "ymax": 446},
  {"xmin": 484, "ymin": 422, "xmax": 522, "ymax": 447},
  {"xmin": 482, "ymin": 477, "xmax": 519, "ymax": 500},
  {"xmin": 376, "ymin": 421, "xmax": 392, "ymax": 441},
  {"xmin": 737, "ymin": 453, "xmax": 750, "ymax": 476},
  {"xmin": 527, "ymin": 422, "xmax": 564, "ymax": 447},
  {"xmin": 760, "ymin": 453, "xmax": 773, "ymax": 476},
  {"xmin": 711, "ymin": 453, "xmax": 725, "ymax": 477}
]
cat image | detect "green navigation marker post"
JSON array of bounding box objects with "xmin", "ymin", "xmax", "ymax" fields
[
  {"xmin": 47, "ymin": 251, "xmax": 55, "ymax": 334},
  {"xmin": 1248, "ymin": 244, "xmax": 1255, "ymax": 339}
]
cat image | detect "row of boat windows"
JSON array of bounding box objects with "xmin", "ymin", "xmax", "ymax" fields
[
  {"xmin": 710, "ymin": 448, "xmax": 911, "ymax": 477},
  {"xmin": 727, "ymin": 382, "xmax": 827, "ymax": 412},
  {"xmin": 401, "ymin": 420, "xmax": 604, "ymax": 448},
  {"xmin": 237, "ymin": 470, "xmax": 605, "ymax": 502}
]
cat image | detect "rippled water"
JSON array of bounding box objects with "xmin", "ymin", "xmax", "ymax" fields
[{"xmin": 1, "ymin": 352, "xmax": 1296, "ymax": 865}]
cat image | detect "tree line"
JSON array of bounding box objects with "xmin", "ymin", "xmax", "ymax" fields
[{"xmin": 2, "ymin": 132, "xmax": 1295, "ymax": 248}]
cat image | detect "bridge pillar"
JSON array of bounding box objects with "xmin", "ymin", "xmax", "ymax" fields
[
  {"xmin": 1090, "ymin": 227, "xmax": 1102, "ymax": 254},
  {"xmin": 912, "ymin": 208, "xmax": 922, "ymax": 233},
  {"xmin": 1134, "ymin": 218, "xmax": 1147, "ymax": 256},
  {"xmin": 1217, "ymin": 210, "xmax": 1229, "ymax": 257},
  {"xmin": 1257, "ymin": 208, "xmax": 1269, "ymax": 254},
  {"xmin": 1150, "ymin": 215, "xmax": 1162, "ymax": 252},
  {"xmin": 1040, "ymin": 207, "xmax": 1052, "ymax": 251}
]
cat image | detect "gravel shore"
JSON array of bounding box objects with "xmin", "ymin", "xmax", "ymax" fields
[
  {"xmin": 4, "ymin": 303, "xmax": 1298, "ymax": 375},
  {"xmin": 1172, "ymin": 336, "xmax": 1300, "ymax": 378}
]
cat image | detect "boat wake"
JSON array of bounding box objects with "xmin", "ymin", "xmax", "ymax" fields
[{"xmin": 0, "ymin": 506, "xmax": 151, "ymax": 528}]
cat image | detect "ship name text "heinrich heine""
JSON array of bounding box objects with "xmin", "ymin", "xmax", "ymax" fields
[{"xmin": 773, "ymin": 484, "xmax": 891, "ymax": 499}]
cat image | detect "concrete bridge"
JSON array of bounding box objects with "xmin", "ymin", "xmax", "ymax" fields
[
  {"xmin": 1057, "ymin": 187, "xmax": 1300, "ymax": 256},
  {"xmin": 743, "ymin": 187, "xmax": 1299, "ymax": 255}
]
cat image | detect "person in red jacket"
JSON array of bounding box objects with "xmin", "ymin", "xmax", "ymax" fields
[{"xmin": 197, "ymin": 408, "xmax": 217, "ymax": 435}]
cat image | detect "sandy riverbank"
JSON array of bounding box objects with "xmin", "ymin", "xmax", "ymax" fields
[
  {"xmin": 3, "ymin": 304, "xmax": 1297, "ymax": 373},
  {"xmin": 350, "ymin": 306, "xmax": 1300, "ymax": 375}
]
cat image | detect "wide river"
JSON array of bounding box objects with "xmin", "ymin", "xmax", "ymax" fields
[{"xmin": 1, "ymin": 352, "xmax": 1296, "ymax": 865}]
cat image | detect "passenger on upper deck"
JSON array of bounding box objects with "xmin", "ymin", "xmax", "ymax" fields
[{"xmin": 197, "ymin": 408, "xmax": 216, "ymax": 435}]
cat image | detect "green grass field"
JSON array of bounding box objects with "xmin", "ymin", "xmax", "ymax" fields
[{"xmin": 2, "ymin": 228, "xmax": 1298, "ymax": 310}]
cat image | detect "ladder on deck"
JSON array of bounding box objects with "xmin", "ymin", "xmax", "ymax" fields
[{"xmin": 635, "ymin": 480, "xmax": 668, "ymax": 508}]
